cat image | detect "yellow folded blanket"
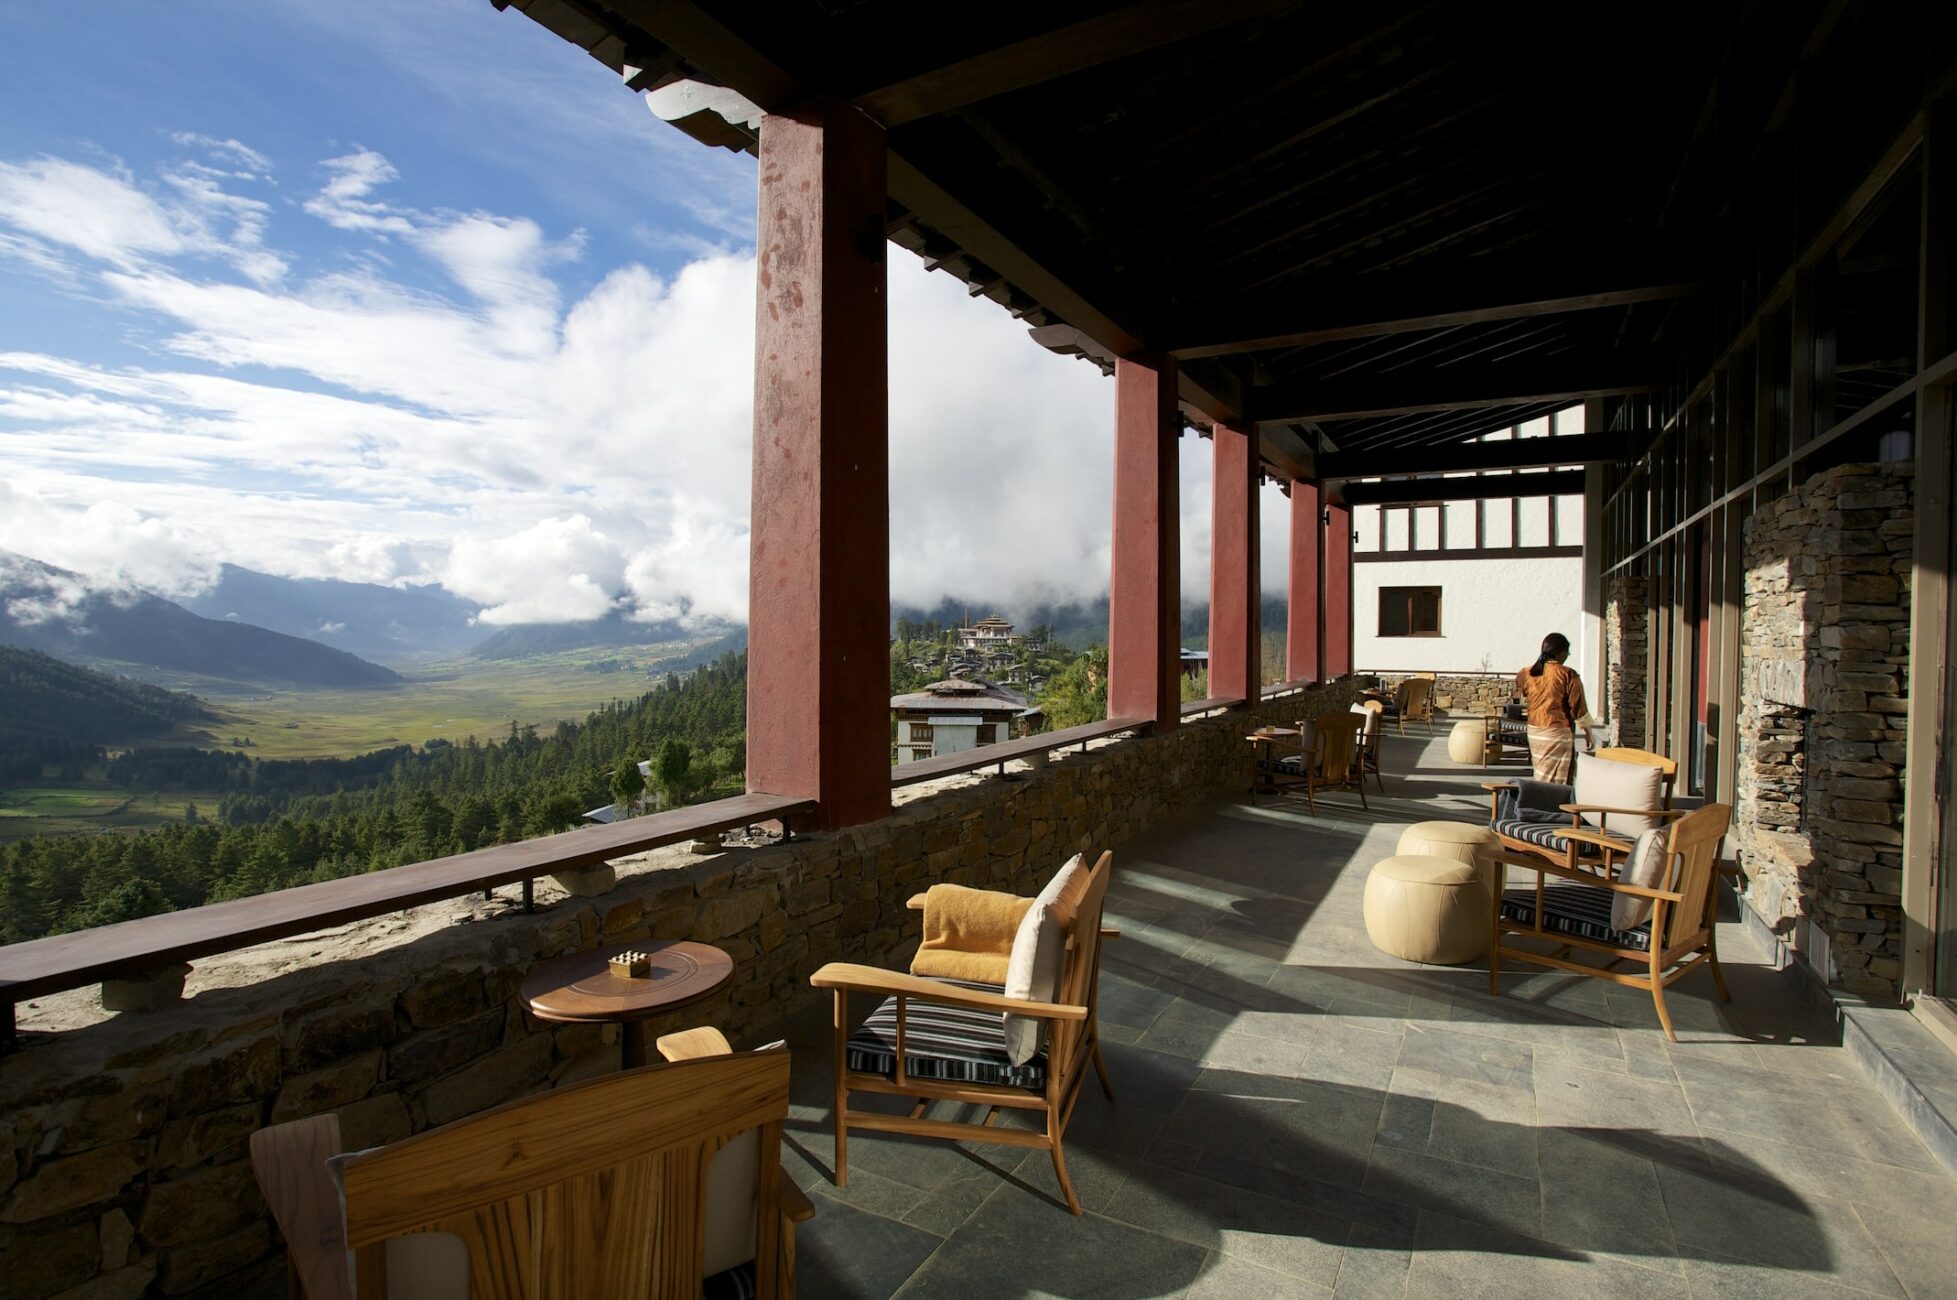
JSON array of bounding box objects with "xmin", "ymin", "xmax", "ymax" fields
[{"xmin": 911, "ymin": 883, "xmax": 1032, "ymax": 985}]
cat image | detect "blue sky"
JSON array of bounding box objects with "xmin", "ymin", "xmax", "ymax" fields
[{"xmin": 0, "ymin": 1, "xmax": 1285, "ymax": 627}]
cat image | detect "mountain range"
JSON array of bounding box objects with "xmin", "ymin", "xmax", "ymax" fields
[
  {"xmin": 0, "ymin": 552, "xmax": 401, "ymax": 689},
  {"xmin": 0, "ymin": 547, "xmax": 1269, "ymax": 691},
  {"xmin": 180, "ymin": 564, "xmax": 481, "ymax": 664}
]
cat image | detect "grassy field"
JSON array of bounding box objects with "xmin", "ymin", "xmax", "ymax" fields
[
  {"xmin": 0, "ymin": 642, "xmax": 722, "ymax": 838},
  {"xmin": 0, "ymin": 785, "xmax": 229, "ymax": 840},
  {"xmin": 137, "ymin": 643, "xmax": 713, "ymax": 760}
]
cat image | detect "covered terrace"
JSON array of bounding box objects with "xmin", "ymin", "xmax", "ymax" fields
[{"xmin": 3, "ymin": 2, "xmax": 1956, "ymax": 1297}]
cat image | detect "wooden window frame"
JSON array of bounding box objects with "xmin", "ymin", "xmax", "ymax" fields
[{"xmin": 1378, "ymin": 585, "xmax": 1444, "ymax": 638}]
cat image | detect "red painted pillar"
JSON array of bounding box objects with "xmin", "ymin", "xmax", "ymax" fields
[
  {"xmin": 1208, "ymin": 421, "xmax": 1259, "ymax": 704},
  {"xmin": 745, "ymin": 98, "xmax": 891, "ymax": 829},
  {"xmin": 1324, "ymin": 502, "xmax": 1353, "ymax": 678},
  {"xmin": 1108, "ymin": 354, "xmax": 1180, "ymax": 729},
  {"xmin": 1287, "ymin": 481, "xmax": 1321, "ymax": 683}
]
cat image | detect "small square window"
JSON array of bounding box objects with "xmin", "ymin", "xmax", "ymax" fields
[{"xmin": 1379, "ymin": 586, "xmax": 1442, "ymax": 637}]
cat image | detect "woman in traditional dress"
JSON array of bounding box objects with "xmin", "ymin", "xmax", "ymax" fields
[{"xmin": 1514, "ymin": 632, "xmax": 1595, "ymax": 783}]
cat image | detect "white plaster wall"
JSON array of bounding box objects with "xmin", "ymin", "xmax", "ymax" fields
[{"xmin": 1354, "ymin": 554, "xmax": 1585, "ymax": 674}]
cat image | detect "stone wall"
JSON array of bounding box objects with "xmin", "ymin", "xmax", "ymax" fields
[
  {"xmin": 1605, "ymin": 572, "xmax": 1649, "ymax": 748},
  {"xmin": 1735, "ymin": 462, "xmax": 1912, "ymax": 999},
  {"xmin": 0, "ymin": 682, "xmax": 1358, "ymax": 1299},
  {"xmin": 1374, "ymin": 672, "xmax": 1513, "ymax": 715}
]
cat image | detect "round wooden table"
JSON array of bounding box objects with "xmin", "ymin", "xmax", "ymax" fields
[{"xmin": 520, "ymin": 939, "xmax": 734, "ymax": 1068}]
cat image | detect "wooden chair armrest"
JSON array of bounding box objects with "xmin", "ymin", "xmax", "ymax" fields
[
  {"xmin": 810, "ymin": 962, "xmax": 1088, "ymax": 1021},
  {"xmin": 1100, "ymin": 927, "xmax": 1120, "ymax": 939},
  {"xmin": 1556, "ymin": 827, "xmax": 1637, "ymax": 854},
  {"xmin": 1558, "ymin": 804, "xmax": 1689, "ymax": 820},
  {"xmin": 1481, "ymin": 781, "xmax": 1520, "ymax": 791},
  {"xmin": 1506, "ymin": 856, "xmax": 1685, "ymax": 900},
  {"xmin": 656, "ymin": 1026, "xmax": 733, "ymax": 1062},
  {"xmin": 249, "ymin": 1115, "xmax": 355, "ymax": 1300},
  {"xmin": 780, "ymin": 1180, "xmax": 816, "ymax": 1225}
]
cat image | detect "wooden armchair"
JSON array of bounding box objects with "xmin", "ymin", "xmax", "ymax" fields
[
  {"xmin": 1293, "ymin": 711, "xmax": 1368, "ymax": 814},
  {"xmin": 1483, "ymin": 751, "xmax": 1684, "ymax": 879},
  {"xmin": 1352, "ymin": 700, "xmax": 1387, "ymax": 792},
  {"xmin": 1389, "ymin": 676, "xmax": 1437, "ymax": 735},
  {"xmin": 810, "ymin": 852, "xmax": 1115, "ymax": 1214},
  {"xmin": 1492, "ymin": 802, "xmax": 1734, "ymax": 1040},
  {"xmin": 250, "ymin": 1041, "xmax": 810, "ymax": 1299}
]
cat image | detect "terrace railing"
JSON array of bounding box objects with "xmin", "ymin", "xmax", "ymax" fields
[{"xmin": 3, "ymin": 703, "xmax": 1272, "ymax": 1041}]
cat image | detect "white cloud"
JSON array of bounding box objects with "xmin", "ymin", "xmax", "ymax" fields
[
  {"xmin": 443, "ymin": 515, "xmax": 626, "ymax": 625},
  {"xmin": 169, "ymin": 133, "xmax": 273, "ymax": 176},
  {"xmin": 0, "ymin": 481, "xmax": 220, "ymax": 598},
  {"xmin": 0, "ymin": 139, "xmax": 1290, "ymax": 633},
  {"xmin": 0, "ymin": 158, "xmax": 185, "ymax": 268},
  {"xmin": 304, "ymin": 149, "xmax": 417, "ymax": 235}
]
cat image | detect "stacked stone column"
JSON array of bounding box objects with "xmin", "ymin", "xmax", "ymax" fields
[{"xmin": 1736, "ymin": 462, "xmax": 1912, "ymax": 998}]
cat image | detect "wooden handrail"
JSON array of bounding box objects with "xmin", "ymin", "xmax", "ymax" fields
[
  {"xmin": 889, "ymin": 717, "xmax": 1146, "ymax": 788},
  {"xmin": 6, "ymin": 688, "xmax": 1332, "ymax": 1018},
  {"xmin": 1179, "ymin": 696, "xmax": 1245, "ymax": 716},
  {"xmin": 1262, "ymin": 678, "xmax": 1317, "ymax": 696},
  {"xmin": 0, "ymin": 792, "xmax": 815, "ymax": 1009}
]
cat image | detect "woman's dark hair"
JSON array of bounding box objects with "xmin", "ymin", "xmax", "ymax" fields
[{"xmin": 1528, "ymin": 632, "xmax": 1572, "ymax": 678}]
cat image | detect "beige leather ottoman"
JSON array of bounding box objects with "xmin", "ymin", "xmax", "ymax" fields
[
  {"xmin": 1446, "ymin": 718, "xmax": 1487, "ymax": 765},
  {"xmin": 1397, "ymin": 820, "xmax": 1500, "ymax": 897},
  {"xmin": 1363, "ymin": 854, "xmax": 1488, "ymax": 965}
]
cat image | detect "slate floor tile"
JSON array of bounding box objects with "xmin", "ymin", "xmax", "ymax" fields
[
  {"xmin": 796, "ymin": 1195, "xmax": 946, "ymax": 1300},
  {"xmin": 889, "ymin": 1192, "xmax": 1210, "ymax": 1300},
  {"xmin": 1178, "ymin": 1252, "xmax": 1335, "ymax": 1299},
  {"xmin": 1363, "ymin": 1144, "xmax": 1543, "ymax": 1240},
  {"xmin": 1403, "ymin": 1210, "xmax": 1679, "ymax": 1300},
  {"xmin": 1655, "ymin": 1162, "xmax": 1904, "ymax": 1298},
  {"xmin": 750, "ymin": 738, "xmax": 1957, "ymax": 1300}
]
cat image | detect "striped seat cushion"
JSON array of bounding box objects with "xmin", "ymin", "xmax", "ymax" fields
[
  {"xmin": 1492, "ymin": 816, "xmax": 1574, "ymax": 851},
  {"xmin": 1500, "ymin": 881, "xmax": 1653, "ymax": 952},
  {"xmin": 703, "ymin": 1261, "xmax": 756, "ymax": 1300},
  {"xmin": 1492, "ymin": 817, "xmax": 1631, "ymax": 861},
  {"xmin": 846, "ymin": 979, "xmax": 1048, "ymax": 1091}
]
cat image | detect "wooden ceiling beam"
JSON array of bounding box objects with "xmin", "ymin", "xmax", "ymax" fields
[
  {"xmin": 1171, "ymin": 273, "xmax": 1699, "ymax": 359},
  {"xmin": 1335, "ymin": 469, "xmax": 1585, "ymax": 506},
  {"xmin": 1249, "ymin": 357, "xmax": 1656, "ymax": 422},
  {"xmin": 1319, "ymin": 431, "xmax": 1631, "ymax": 481},
  {"xmin": 855, "ymin": 0, "xmax": 1297, "ymax": 127}
]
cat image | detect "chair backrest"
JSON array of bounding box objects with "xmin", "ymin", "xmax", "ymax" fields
[
  {"xmin": 1659, "ymin": 803, "xmax": 1732, "ymax": 947},
  {"xmin": 1595, "ymin": 747, "xmax": 1679, "ymax": 808},
  {"xmin": 1397, "ymin": 677, "xmax": 1435, "ymax": 719},
  {"xmin": 1314, "ymin": 711, "xmax": 1365, "ymax": 784},
  {"xmin": 336, "ymin": 1048, "xmax": 792, "ymax": 1298},
  {"xmin": 1051, "ymin": 852, "xmax": 1115, "ymax": 1079},
  {"xmin": 1350, "ymin": 700, "xmax": 1383, "ymax": 737}
]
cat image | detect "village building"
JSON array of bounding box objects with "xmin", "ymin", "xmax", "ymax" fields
[
  {"xmin": 890, "ymin": 678, "xmax": 1033, "ymax": 764},
  {"xmin": 953, "ymin": 614, "xmax": 1019, "ymax": 650}
]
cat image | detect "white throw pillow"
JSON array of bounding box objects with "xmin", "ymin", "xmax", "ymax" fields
[
  {"xmin": 326, "ymin": 1148, "xmax": 469, "ymax": 1300},
  {"xmin": 1001, "ymin": 897, "xmax": 1066, "ymax": 1066},
  {"xmin": 1044, "ymin": 852, "xmax": 1089, "ymax": 925},
  {"xmin": 1571, "ymin": 757, "xmax": 1664, "ymax": 839},
  {"xmin": 701, "ymin": 1127, "xmax": 760, "ymax": 1277},
  {"xmin": 698, "ymin": 1040, "xmax": 786, "ymax": 1277},
  {"xmin": 1612, "ymin": 828, "xmax": 1673, "ymax": 932}
]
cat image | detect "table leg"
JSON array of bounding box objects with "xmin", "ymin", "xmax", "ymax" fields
[{"xmin": 621, "ymin": 1020, "xmax": 648, "ymax": 1070}]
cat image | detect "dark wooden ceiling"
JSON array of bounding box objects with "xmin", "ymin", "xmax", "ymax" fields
[{"xmin": 503, "ymin": 0, "xmax": 1932, "ymax": 478}]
